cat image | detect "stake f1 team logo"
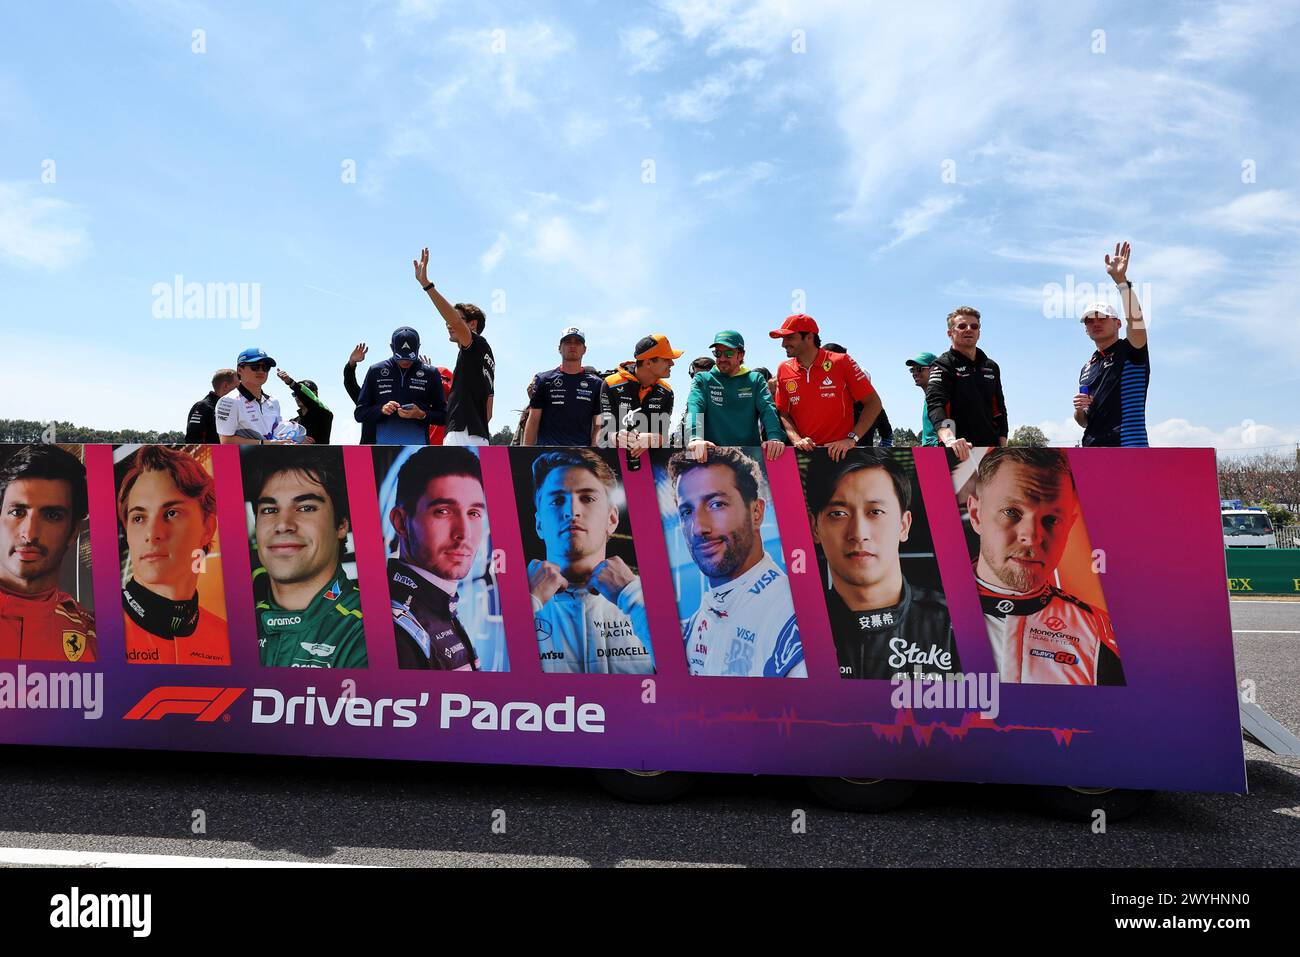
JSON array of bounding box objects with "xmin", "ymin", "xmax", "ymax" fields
[{"xmin": 124, "ymin": 687, "xmax": 246, "ymax": 722}]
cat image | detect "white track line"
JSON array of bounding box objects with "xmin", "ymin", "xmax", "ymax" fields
[
  {"xmin": 0, "ymin": 847, "xmax": 364, "ymax": 868},
  {"xmin": 1233, "ymin": 630, "xmax": 1300, "ymax": 634}
]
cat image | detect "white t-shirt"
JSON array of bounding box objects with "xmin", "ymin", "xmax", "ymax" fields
[{"xmin": 215, "ymin": 386, "xmax": 283, "ymax": 441}]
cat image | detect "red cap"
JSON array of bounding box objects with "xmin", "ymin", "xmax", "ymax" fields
[{"xmin": 769, "ymin": 313, "xmax": 819, "ymax": 338}]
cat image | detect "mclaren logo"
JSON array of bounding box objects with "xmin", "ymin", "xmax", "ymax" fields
[{"xmin": 124, "ymin": 687, "xmax": 246, "ymax": 722}]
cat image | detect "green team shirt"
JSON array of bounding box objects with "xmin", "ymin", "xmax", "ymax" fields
[
  {"xmin": 254, "ymin": 567, "xmax": 369, "ymax": 668},
  {"xmin": 685, "ymin": 368, "xmax": 784, "ymax": 446}
]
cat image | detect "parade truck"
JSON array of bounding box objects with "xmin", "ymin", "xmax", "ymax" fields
[{"xmin": 0, "ymin": 442, "xmax": 1277, "ymax": 821}]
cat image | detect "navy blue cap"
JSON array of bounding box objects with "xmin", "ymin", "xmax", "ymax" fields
[
  {"xmin": 391, "ymin": 326, "xmax": 420, "ymax": 361},
  {"xmin": 236, "ymin": 347, "xmax": 276, "ymax": 368}
]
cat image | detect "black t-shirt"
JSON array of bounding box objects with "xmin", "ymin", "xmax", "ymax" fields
[
  {"xmin": 447, "ymin": 333, "xmax": 495, "ymax": 438},
  {"xmin": 826, "ymin": 580, "xmax": 961, "ymax": 680},
  {"xmin": 185, "ymin": 392, "xmax": 220, "ymax": 443},
  {"xmin": 1079, "ymin": 337, "xmax": 1149, "ymax": 448},
  {"xmin": 530, "ymin": 368, "xmax": 605, "ymax": 446}
]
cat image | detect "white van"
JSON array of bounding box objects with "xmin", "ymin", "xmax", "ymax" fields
[{"xmin": 1221, "ymin": 504, "xmax": 1277, "ymax": 548}]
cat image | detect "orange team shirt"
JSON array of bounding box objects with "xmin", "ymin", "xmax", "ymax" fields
[
  {"xmin": 123, "ymin": 607, "xmax": 231, "ymax": 665},
  {"xmin": 774, "ymin": 348, "xmax": 877, "ymax": 446},
  {"xmin": 0, "ymin": 586, "xmax": 97, "ymax": 662}
]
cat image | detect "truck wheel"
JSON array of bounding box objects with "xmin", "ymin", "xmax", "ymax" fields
[
  {"xmin": 807, "ymin": 777, "xmax": 917, "ymax": 812},
  {"xmin": 592, "ymin": 768, "xmax": 695, "ymax": 803},
  {"xmin": 1035, "ymin": 786, "xmax": 1153, "ymax": 822}
]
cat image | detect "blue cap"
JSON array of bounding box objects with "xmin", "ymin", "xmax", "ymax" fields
[
  {"xmin": 237, "ymin": 347, "xmax": 276, "ymax": 368},
  {"xmin": 391, "ymin": 326, "xmax": 420, "ymax": 361}
]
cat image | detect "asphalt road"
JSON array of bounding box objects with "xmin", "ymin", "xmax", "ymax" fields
[{"xmin": 1, "ymin": 599, "xmax": 1296, "ymax": 868}]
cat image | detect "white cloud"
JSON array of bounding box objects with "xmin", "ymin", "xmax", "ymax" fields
[
  {"xmin": 480, "ymin": 232, "xmax": 510, "ymax": 273},
  {"xmin": 881, "ymin": 194, "xmax": 963, "ymax": 250},
  {"xmin": 395, "ymin": 0, "xmax": 446, "ymax": 24},
  {"xmin": 1032, "ymin": 416, "xmax": 1300, "ymax": 452},
  {"xmin": 0, "ymin": 182, "xmax": 90, "ymax": 270},
  {"xmin": 562, "ymin": 113, "xmax": 608, "ymax": 148},
  {"xmin": 662, "ymin": 58, "xmax": 764, "ymax": 122},
  {"xmin": 620, "ymin": 26, "xmax": 671, "ymax": 73},
  {"xmin": 1196, "ymin": 190, "xmax": 1300, "ymax": 235},
  {"xmin": 691, "ymin": 160, "xmax": 775, "ymax": 198},
  {"xmin": 1174, "ymin": 2, "xmax": 1297, "ymax": 62}
]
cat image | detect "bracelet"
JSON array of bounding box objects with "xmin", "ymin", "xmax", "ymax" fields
[
  {"xmin": 422, "ymin": 281, "xmax": 435, "ymax": 291},
  {"xmin": 1116, "ymin": 280, "xmax": 1132, "ymax": 289}
]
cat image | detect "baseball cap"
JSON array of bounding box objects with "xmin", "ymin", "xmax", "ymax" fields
[
  {"xmin": 236, "ymin": 347, "xmax": 276, "ymax": 368},
  {"xmin": 1080, "ymin": 302, "xmax": 1118, "ymax": 321},
  {"xmin": 768, "ymin": 313, "xmax": 819, "ymax": 338},
  {"xmin": 560, "ymin": 326, "xmax": 586, "ymax": 343},
  {"xmin": 391, "ymin": 326, "xmax": 421, "ymax": 360},
  {"xmin": 711, "ymin": 330, "xmax": 745, "ymax": 351},
  {"xmin": 905, "ymin": 351, "xmax": 939, "ymax": 368},
  {"xmin": 634, "ymin": 334, "xmax": 684, "ymax": 361}
]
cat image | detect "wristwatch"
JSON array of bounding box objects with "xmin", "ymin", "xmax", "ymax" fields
[
  {"xmin": 847, "ymin": 431, "xmax": 859, "ymax": 442},
  {"xmin": 422, "ymin": 281, "xmax": 435, "ymax": 291}
]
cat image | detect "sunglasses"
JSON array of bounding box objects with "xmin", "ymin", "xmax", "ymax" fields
[
  {"xmin": 243, "ymin": 362, "xmax": 271, "ymax": 372},
  {"xmin": 953, "ymin": 322, "xmax": 980, "ymax": 331},
  {"xmin": 711, "ymin": 348, "xmax": 738, "ymax": 359}
]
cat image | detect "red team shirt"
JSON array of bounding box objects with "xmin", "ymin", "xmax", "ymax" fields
[
  {"xmin": 774, "ymin": 349, "xmax": 877, "ymax": 446},
  {"xmin": 0, "ymin": 586, "xmax": 97, "ymax": 662}
]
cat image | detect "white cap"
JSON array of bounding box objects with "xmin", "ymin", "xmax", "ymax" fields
[
  {"xmin": 1080, "ymin": 302, "xmax": 1117, "ymax": 321},
  {"xmin": 560, "ymin": 326, "xmax": 586, "ymax": 342}
]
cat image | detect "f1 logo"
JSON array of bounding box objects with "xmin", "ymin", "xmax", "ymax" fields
[{"xmin": 124, "ymin": 687, "xmax": 245, "ymax": 722}]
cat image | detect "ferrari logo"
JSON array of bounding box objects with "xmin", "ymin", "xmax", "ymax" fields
[
  {"xmin": 822, "ymin": 359, "xmax": 832, "ymax": 371},
  {"xmin": 63, "ymin": 630, "xmax": 86, "ymax": 662}
]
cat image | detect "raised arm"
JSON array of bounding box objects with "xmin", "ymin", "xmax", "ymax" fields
[
  {"xmin": 413, "ymin": 247, "xmax": 473, "ymax": 348},
  {"xmin": 343, "ymin": 343, "xmax": 367, "ymax": 404},
  {"xmin": 1106, "ymin": 241, "xmax": 1146, "ymax": 349}
]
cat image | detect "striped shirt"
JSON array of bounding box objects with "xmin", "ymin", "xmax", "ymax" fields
[{"xmin": 1079, "ymin": 338, "xmax": 1149, "ymax": 448}]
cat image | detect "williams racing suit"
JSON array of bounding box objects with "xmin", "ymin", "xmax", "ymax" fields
[
  {"xmin": 0, "ymin": 585, "xmax": 97, "ymax": 662},
  {"xmin": 388, "ymin": 559, "xmax": 477, "ymax": 670},
  {"xmin": 533, "ymin": 577, "xmax": 655, "ymax": 674},
  {"xmin": 825, "ymin": 579, "xmax": 961, "ymax": 680},
  {"xmin": 254, "ymin": 567, "xmax": 369, "ymax": 668},
  {"xmin": 976, "ymin": 575, "xmax": 1124, "ymax": 685},
  {"xmin": 683, "ymin": 552, "xmax": 806, "ymax": 678}
]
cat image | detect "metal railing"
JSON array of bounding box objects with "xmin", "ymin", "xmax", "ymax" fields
[{"xmin": 1275, "ymin": 526, "xmax": 1300, "ymax": 550}]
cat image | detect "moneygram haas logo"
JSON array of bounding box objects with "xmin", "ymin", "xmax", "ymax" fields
[{"xmin": 124, "ymin": 686, "xmax": 246, "ymax": 722}]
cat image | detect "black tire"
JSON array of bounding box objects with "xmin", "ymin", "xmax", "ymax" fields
[
  {"xmin": 807, "ymin": 776, "xmax": 918, "ymax": 812},
  {"xmin": 1034, "ymin": 785, "xmax": 1154, "ymax": 822},
  {"xmin": 591, "ymin": 768, "xmax": 696, "ymax": 803}
]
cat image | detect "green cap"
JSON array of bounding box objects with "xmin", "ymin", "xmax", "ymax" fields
[
  {"xmin": 906, "ymin": 351, "xmax": 938, "ymax": 367},
  {"xmin": 711, "ymin": 330, "xmax": 745, "ymax": 351}
]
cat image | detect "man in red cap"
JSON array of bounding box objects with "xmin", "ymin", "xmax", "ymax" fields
[
  {"xmin": 769, "ymin": 314, "xmax": 881, "ymax": 462},
  {"xmin": 601, "ymin": 334, "xmax": 683, "ymax": 460}
]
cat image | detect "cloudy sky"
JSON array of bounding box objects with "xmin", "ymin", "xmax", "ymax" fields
[{"xmin": 2, "ymin": 0, "xmax": 1298, "ymax": 449}]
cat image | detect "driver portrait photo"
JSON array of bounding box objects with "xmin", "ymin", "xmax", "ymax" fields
[
  {"xmin": 373, "ymin": 445, "xmax": 509, "ymax": 672},
  {"xmin": 512, "ymin": 447, "xmax": 655, "ymax": 675},
  {"xmin": 657, "ymin": 446, "xmax": 805, "ymax": 678},
  {"xmin": 115, "ymin": 445, "xmax": 231, "ymax": 665},
  {"xmin": 242, "ymin": 445, "xmax": 368, "ymax": 669},
  {"xmin": 0, "ymin": 444, "xmax": 97, "ymax": 663},
  {"xmin": 956, "ymin": 446, "xmax": 1124, "ymax": 686},
  {"xmin": 804, "ymin": 449, "xmax": 960, "ymax": 681}
]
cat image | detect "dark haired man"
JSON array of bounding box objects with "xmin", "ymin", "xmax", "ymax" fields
[
  {"xmin": 117, "ymin": 446, "xmax": 230, "ymax": 664},
  {"xmin": 0, "ymin": 445, "xmax": 97, "ymax": 662},
  {"xmin": 770, "ymin": 314, "xmax": 880, "ymax": 461},
  {"xmin": 242, "ymin": 446, "xmax": 367, "ymax": 668},
  {"xmin": 414, "ymin": 248, "xmax": 495, "ymax": 446},
  {"xmin": 527, "ymin": 448, "xmax": 654, "ymax": 674},
  {"xmin": 967, "ymin": 447, "xmax": 1123, "ymax": 685},
  {"xmin": 387, "ymin": 447, "xmax": 486, "ymax": 670},
  {"xmin": 276, "ymin": 369, "xmax": 334, "ymax": 445},
  {"xmin": 684, "ymin": 330, "xmax": 785, "ymax": 461},
  {"xmin": 806, "ymin": 449, "xmax": 958, "ymax": 680},
  {"xmin": 666, "ymin": 446, "xmax": 804, "ymax": 678},
  {"xmin": 185, "ymin": 369, "xmax": 238, "ymax": 443}
]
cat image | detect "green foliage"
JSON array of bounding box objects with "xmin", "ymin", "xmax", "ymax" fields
[
  {"xmin": 0, "ymin": 419, "xmax": 185, "ymax": 445},
  {"xmin": 891, "ymin": 427, "xmax": 920, "ymax": 448},
  {"xmin": 1008, "ymin": 425, "xmax": 1049, "ymax": 447}
]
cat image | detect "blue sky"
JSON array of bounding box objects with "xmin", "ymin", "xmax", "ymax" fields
[{"xmin": 2, "ymin": 0, "xmax": 1298, "ymax": 450}]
